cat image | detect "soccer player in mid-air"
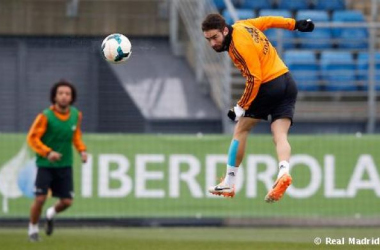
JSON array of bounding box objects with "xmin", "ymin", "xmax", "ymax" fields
[
  {"xmin": 203, "ymin": 14, "xmax": 314, "ymax": 202},
  {"xmin": 27, "ymin": 80, "xmax": 87, "ymax": 241}
]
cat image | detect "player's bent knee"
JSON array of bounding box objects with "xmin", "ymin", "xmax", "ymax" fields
[
  {"xmin": 234, "ymin": 118, "xmax": 257, "ymax": 136},
  {"xmin": 35, "ymin": 195, "xmax": 47, "ymax": 205},
  {"xmin": 61, "ymin": 199, "xmax": 73, "ymax": 207},
  {"xmin": 234, "ymin": 125, "xmax": 251, "ymax": 138}
]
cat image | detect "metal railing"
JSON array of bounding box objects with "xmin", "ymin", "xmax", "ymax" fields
[{"xmin": 171, "ymin": 0, "xmax": 233, "ymax": 132}]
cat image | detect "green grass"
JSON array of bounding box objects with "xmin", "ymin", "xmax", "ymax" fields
[{"xmin": 2, "ymin": 227, "xmax": 380, "ymax": 250}]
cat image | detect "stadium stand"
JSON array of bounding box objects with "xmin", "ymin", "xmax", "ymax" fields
[
  {"xmin": 296, "ymin": 10, "xmax": 332, "ymax": 49},
  {"xmin": 277, "ymin": 0, "xmax": 311, "ymax": 10},
  {"xmin": 332, "ymin": 10, "xmax": 368, "ymax": 49},
  {"xmin": 240, "ymin": 0, "xmax": 273, "ymax": 11},
  {"xmin": 213, "ymin": 0, "xmax": 227, "ymax": 10},
  {"xmin": 320, "ymin": 51, "xmax": 357, "ymax": 91},
  {"xmin": 284, "ymin": 50, "xmax": 319, "ymax": 91},
  {"xmin": 223, "ymin": 9, "xmax": 255, "ymax": 25},
  {"xmin": 258, "ymin": 9, "xmax": 292, "ymax": 19},
  {"xmin": 314, "ymin": 0, "xmax": 346, "ymax": 10},
  {"xmin": 356, "ymin": 52, "xmax": 380, "ymax": 90},
  {"xmin": 212, "ymin": 0, "xmax": 233, "ymax": 11}
]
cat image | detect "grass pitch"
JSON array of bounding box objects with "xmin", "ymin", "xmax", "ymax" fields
[{"xmin": 2, "ymin": 227, "xmax": 380, "ymax": 250}]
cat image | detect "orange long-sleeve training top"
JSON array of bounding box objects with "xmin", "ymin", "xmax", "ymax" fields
[
  {"xmin": 229, "ymin": 16, "xmax": 296, "ymax": 109},
  {"xmin": 27, "ymin": 106, "xmax": 87, "ymax": 157}
]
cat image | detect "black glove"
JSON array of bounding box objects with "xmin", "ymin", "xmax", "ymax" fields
[
  {"xmin": 227, "ymin": 108, "xmax": 236, "ymax": 121},
  {"xmin": 295, "ymin": 19, "xmax": 314, "ymax": 32}
]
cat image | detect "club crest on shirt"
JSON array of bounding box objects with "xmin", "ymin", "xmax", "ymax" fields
[{"xmin": 71, "ymin": 125, "xmax": 77, "ymax": 131}]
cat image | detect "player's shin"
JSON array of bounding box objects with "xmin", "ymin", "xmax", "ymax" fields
[{"xmin": 224, "ymin": 139, "xmax": 239, "ymax": 187}]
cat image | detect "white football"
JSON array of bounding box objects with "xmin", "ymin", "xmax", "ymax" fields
[{"xmin": 101, "ymin": 33, "xmax": 132, "ymax": 64}]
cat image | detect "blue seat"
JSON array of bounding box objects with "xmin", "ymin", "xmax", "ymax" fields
[
  {"xmin": 213, "ymin": 0, "xmax": 240, "ymax": 11},
  {"xmin": 356, "ymin": 52, "xmax": 380, "ymax": 90},
  {"xmin": 259, "ymin": 9, "xmax": 292, "ymax": 18},
  {"xmin": 284, "ymin": 51, "xmax": 319, "ymax": 91},
  {"xmin": 338, "ymin": 29, "xmax": 368, "ymax": 49},
  {"xmin": 314, "ymin": 0, "xmax": 345, "ymax": 10},
  {"xmin": 332, "ymin": 10, "xmax": 366, "ymax": 37},
  {"xmin": 213, "ymin": 0, "xmax": 226, "ymax": 10},
  {"xmin": 259, "ymin": 10, "xmax": 294, "ymax": 49},
  {"xmin": 333, "ymin": 10, "xmax": 365, "ymax": 21},
  {"xmin": 223, "ymin": 9, "xmax": 255, "ymax": 25},
  {"xmin": 277, "ymin": 0, "xmax": 310, "ymax": 10},
  {"xmin": 297, "ymin": 10, "xmax": 329, "ymax": 21},
  {"xmin": 332, "ymin": 11, "xmax": 368, "ymax": 49},
  {"xmin": 240, "ymin": 0, "xmax": 273, "ymax": 10},
  {"xmin": 296, "ymin": 11, "xmax": 332, "ymax": 49},
  {"xmin": 320, "ymin": 52, "xmax": 357, "ymax": 91}
]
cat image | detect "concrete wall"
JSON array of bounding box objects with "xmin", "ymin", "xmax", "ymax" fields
[
  {"xmin": 0, "ymin": 36, "xmax": 223, "ymax": 134},
  {"xmin": 0, "ymin": 36, "xmax": 146, "ymax": 133},
  {"xmin": 0, "ymin": 0, "xmax": 169, "ymax": 36}
]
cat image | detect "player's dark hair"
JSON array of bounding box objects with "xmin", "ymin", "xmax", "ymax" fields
[
  {"xmin": 202, "ymin": 13, "xmax": 227, "ymax": 32},
  {"xmin": 50, "ymin": 79, "xmax": 77, "ymax": 104}
]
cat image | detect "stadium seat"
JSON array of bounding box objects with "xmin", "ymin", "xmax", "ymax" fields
[
  {"xmin": 296, "ymin": 10, "xmax": 332, "ymax": 49},
  {"xmin": 332, "ymin": 11, "xmax": 368, "ymax": 49},
  {"xmin": 314, "ymin": 0, "xmax": 345, "ymax": 10},
  {"xmin": 240, "ymin": 0, "xmax": 273, "ymax": 10},
  {"xmin": 213, "ymin": 0, "xmax": 226, "ymax": 10},
  {"xmin": 320, "ymin": 52, "xmax": 357, "ymax": 91},
  {"xmin": 223, "ymin": 9, "xmax": 255, "ymax": 25},
  {"xmin": 213, "ymin": 0, "xmax": 240, "ymax": 11},
  {"xmin": 333, "ymin": 10, "xmax": 366, "ymax": 21},
  {"xmin": 356, "ymin": 52, "xmax": 380, "ymax": 90},
  {"xmin": 284, "ymin": 50, "xmax": 319, "ymax": 91},
  {"xmin": 259, "ymin": 9, "xmax": 292, "ymax": 18},
  {"xmin": 297, "ymin": 10, "xmax": 329, "ymax": 21},
  {"xmin": 277, "ymin": 0, "xmax": 310, "ymax": 10},
  {"xmin": 259, "ymin": 10, "xmax": 294, "ymax": 49}
]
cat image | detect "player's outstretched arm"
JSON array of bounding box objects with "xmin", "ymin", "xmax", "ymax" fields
[
  {"xmin": 244, "ymin": 16, "xmax": 314, "ymax": 33},
  {"xmin": 244, "ymin": 16, "xmax": 296, "ymax": 32}
]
